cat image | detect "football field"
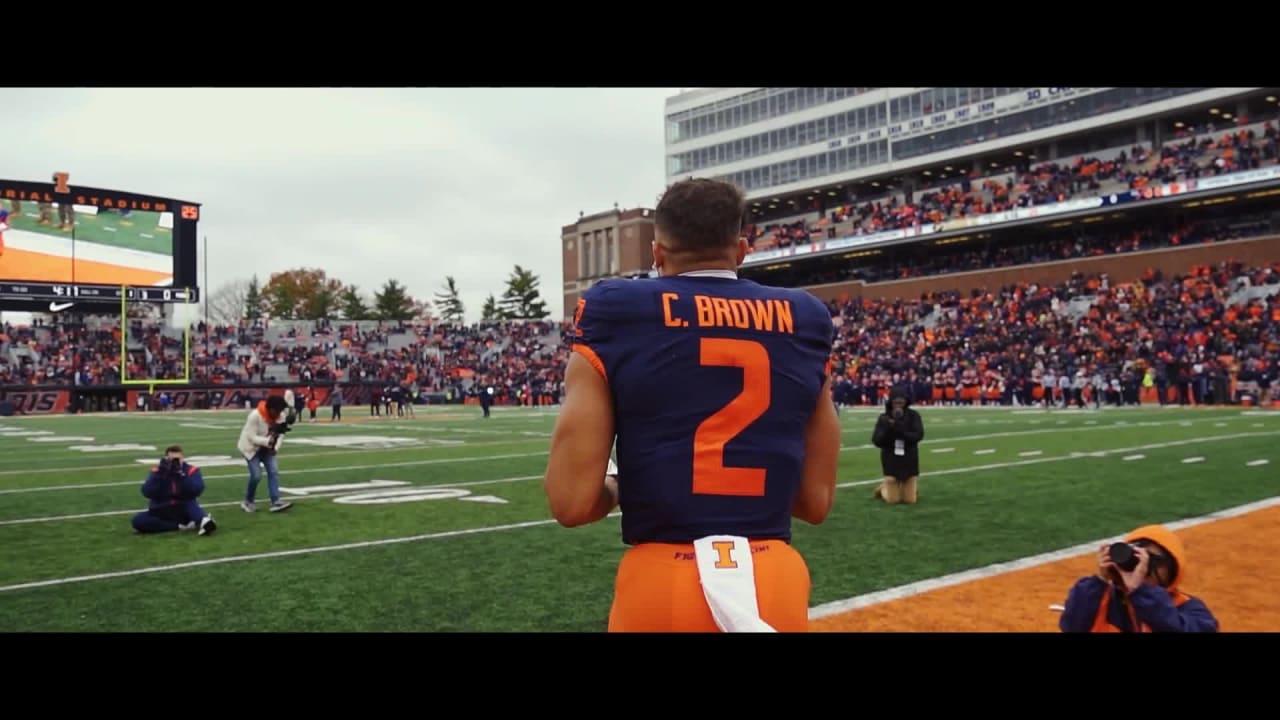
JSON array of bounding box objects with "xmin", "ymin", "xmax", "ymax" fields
[{"xmin": 0, "ymin": 404, "xmax": 1276, "ymax": 632}]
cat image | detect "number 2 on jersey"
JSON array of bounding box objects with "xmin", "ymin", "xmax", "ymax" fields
[{"xmin": 693, "ymin": 338, "xmax": 770, "ymax": 497}]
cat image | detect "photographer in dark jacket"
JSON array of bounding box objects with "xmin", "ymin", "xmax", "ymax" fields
[
  {"xmin": 130, "ymin": 445, "xmax": 217, "ymax": 536},
  {"xmin": 1059, "ymin": 523, "xmax": 1218, "ymax": 632},
  {"xmin": 871, "ymin": 387, "xmax": 925, "ymax": 505}
]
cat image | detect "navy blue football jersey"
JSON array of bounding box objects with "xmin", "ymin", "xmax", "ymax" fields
[{"xmin": 572, "ymin": 272, "xmax": 835, "ymax": 545}]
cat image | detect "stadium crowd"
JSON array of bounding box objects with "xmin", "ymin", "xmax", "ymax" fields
[
  {"xmin": 0, "ymin": 315, "xmax": 571, "ymax": 407},
  {"xmin": 743, "ymin": 120, "xmax": 1280, "ymax": 252},
  {"xmin": 4, "ymin": 257, "xmax": 1276, "ymax": 409},
  {"xmin": 757, "ymin": 213, "xmax": 1275, "ymax": 289},
  {"xmin": 829, "ymin": 259, "xmax": 1280, "ymax": 408}
]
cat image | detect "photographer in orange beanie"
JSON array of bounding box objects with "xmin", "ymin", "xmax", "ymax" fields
[{"xmin": 1058, "ymin": 524, "xmax": 1218, "ymax": 632}]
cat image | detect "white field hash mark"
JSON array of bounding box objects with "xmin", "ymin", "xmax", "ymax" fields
[
  {"xmin": 6, "ymin": 419, "xmax": 1174, "ymax": 496},
  {"xmin": 1246, "ymin": 459, "xmax": 1270, "ymax": 467},
  {"xmin": 0, "ymin": 413, "xmax": 1234, "ymax": 482},
  {"xmin": 1123, "ymin": 455, "xmax": 1146, "ymax": 461},
  {"xmin": 1182, "ymin": 457, "xmax": 1206, "ymax": 464}
]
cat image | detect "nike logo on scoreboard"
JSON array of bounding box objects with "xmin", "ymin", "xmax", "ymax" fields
[{"xmin": 49, "ymin": 301, "xmax": 75, "ymax": 312}]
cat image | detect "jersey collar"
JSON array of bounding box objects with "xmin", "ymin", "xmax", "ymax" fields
[{"xmin": 678, "ymin": 269, "xmax": 738, "ymax": 279}]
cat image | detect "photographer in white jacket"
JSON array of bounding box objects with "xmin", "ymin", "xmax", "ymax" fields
[{"xmin": 238, "ymin": 394, "xmax": 294, "ymax": 513}]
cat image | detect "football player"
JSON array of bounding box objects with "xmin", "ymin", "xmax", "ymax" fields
[{"xmin": 544, "ymin": 178, "xmax": 840, "ymax": 632}]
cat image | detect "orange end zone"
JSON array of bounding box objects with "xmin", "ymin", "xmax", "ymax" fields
[
  {"xmin": 811, "ymin": 503, "xmax": 1280, "ymax": 632},
  {"xmin": 0, "ymin": 247, "xmax": 172, "ymax": 287}
]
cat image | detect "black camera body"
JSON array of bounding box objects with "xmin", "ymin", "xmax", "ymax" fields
[
  {"xmin": 267, "ymin": 422, "xmax": 292, "ymax": 450},
  {"xmin": 1108, "ymin": 542, "xmax": 1141, "ymax": 571},
  {"xmin": 892, "ymin": 408, "xmax": 905, "ymax": 420},
  {"xmin": 157, "ymin": 456, "xmax": 184, "ymax": 478}
]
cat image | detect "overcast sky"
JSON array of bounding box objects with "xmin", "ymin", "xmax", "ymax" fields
[{"xmin": 2, "ymin": 87, "xmax": 683, "ymax": 322}]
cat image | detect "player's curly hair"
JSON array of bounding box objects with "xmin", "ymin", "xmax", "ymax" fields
[{"xmin": 654, "ymin": 178, "xmax": 747, "ymax": 258}]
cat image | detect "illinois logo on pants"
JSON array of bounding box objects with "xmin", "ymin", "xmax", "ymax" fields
[{"xmin": 607, "ymin": 536, "xmax": 811, "ymax": 632}]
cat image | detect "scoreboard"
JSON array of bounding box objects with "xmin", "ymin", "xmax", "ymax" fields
[
  {"xmin": 0, "ymin": 172, "xmax": 201, "ymax": 312},
  {"xmin": 0, "ymin": 280, "xmax": 198, "ymax": 305}
]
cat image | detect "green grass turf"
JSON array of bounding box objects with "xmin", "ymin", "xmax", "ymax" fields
[
  {"xmin": 0, "ymin": 405, "xmax": 1275, "ymax": 631},
  {"xmin": 5, "ymin": 202, "xmax": 172, "ymax": 255}
]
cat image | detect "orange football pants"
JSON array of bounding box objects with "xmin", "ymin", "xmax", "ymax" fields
[{"xmin": 607, "ymin": 539, "xmax": 811, "ymax": 632}]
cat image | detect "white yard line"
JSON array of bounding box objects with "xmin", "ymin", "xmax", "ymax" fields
[
  {"xmin": 2, "ymin": 430, "xmax": 1276, "ymax": 592},
  {"xmin": 0, "ymin": 514, "xmax": 621, "ymax": 594},
  {"xmin": 1, "ymin": 415, "xmax": 1249, "ymax": 497},
  {"xmin": 833, "ymin": 431, "xmax": 1280, "ymax": 490},
  {"xmin": 0, "ymin": 474, "xmax": 545, "ymax": 527},
  {"xmin": 0, "ymin": 451, "xmax": 552, "ymax": 495},
  {"xmin": 809, "ymin": 495, "xmax": 1280, "ymax": 619},
  {"xmin": 0, "ymin": 436, "xmax": 549, "ymax": 474},
  {"xmin": 835, "ymin": 415, "xmax": 1243, "ymax": 454},
  {"xmin": 0, "ymin": 414, "xmax": 1241, "ymax": 479}
]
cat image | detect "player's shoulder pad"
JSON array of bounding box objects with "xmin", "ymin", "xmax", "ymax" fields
[
  {"xmin": 574, "ymin": 277, "xmax": 641, "ymax": 335},
  {"xmin": 786, "ymin": 285, "xmax": 832, "ymax": 315},
  {"xmin": 776, "ymin": 286, "xmax": 835, "ymax": 334},
  {"xmin": 579, "ymin": 277, "xmax": 637, "ymax": 309}
]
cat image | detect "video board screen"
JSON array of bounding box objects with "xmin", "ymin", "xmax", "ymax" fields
[
  {"xmin": 0, "ymin": 174, "xmax": 200, "ymax": 307},
  {"xmin": 0, "ymin": 200, "xmax": 173, "ymax": 286}
]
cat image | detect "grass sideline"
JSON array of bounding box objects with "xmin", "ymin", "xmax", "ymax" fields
[{"xmin": 0, "ymin": 405, "xmax": 1275, "ymax": 631}]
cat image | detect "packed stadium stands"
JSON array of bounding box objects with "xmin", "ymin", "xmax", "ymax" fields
[
  {"xmin": 742, "ymin": 119, "xmax": 1280, "ymax": 253},
  {"xmin": 828, "ymin": 259, "xmax": 1279, "ymax": 408},
  {"xmin": 3, "ymin": 256, "xmax": 1276, "ymax": 409},
  {"xmin": 0, "ymin": 314, "xmax": 571, "ymax": 406}
]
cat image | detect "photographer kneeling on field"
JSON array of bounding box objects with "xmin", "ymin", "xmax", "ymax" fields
[
  {"xmin": 872, "ymin": 387, "xmax": 925, "ymax": 504},
  {"xmin": 1058, "ymin": 524, "xmax": 1218, "ymax": 632},
  {"xmin": 131, "ymin": 445, "xmax": 217, "ymax": 536}
]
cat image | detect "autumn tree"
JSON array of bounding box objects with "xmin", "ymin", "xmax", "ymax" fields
[
  {"xmin": 434, "ymin": 276, "xmax": 465, "ymax": 324},
  {"xmin": 498, "ymin": 265, "xmax": 549, "ymax": 320},
  {"xmin": 261, "ymin": 268, "xmax": 346, "ymax": 320}
]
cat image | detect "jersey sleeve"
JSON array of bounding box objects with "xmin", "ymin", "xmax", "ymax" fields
[
  {"xmin": 798, "ymin": 291, "xmax": 837, "ymax": 385},
  {"xmin": 571, "ymin": 279, "xmax": 631, "ymax": 383}
]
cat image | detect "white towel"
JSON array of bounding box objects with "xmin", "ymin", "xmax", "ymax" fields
[{"xmin": 692, "ymin": 535, "xmax": 777, "ymax": 633}]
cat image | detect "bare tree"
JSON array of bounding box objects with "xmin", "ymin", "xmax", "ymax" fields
[{"xmin": 204, "ymin": 279, "xmax": 252, "ymax": 326}]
